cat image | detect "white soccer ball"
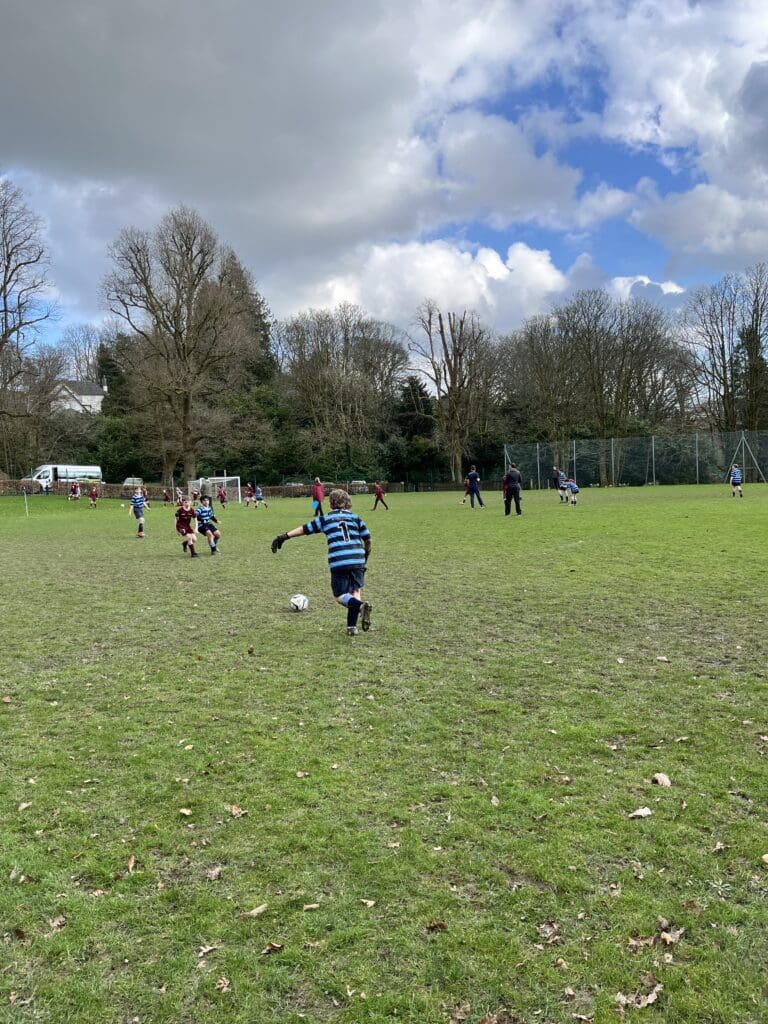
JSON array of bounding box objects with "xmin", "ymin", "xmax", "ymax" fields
[
  {"xmin": 290, "ymin": 593, "xmax": 309, "ymax": 612},
  {"xmin": 120, "ymin": 503, "xmax": 125, "ymax": 508}
]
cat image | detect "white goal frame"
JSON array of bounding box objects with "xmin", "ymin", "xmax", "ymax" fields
[{"xmin": 190, "ymin": 476, "xmax": 242, "ymax": 503}]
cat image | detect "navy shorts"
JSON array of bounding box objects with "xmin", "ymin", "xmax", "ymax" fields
[
  {"xmin": 330, "ymin": 567, "xmax": 365, "ymax": 597},
  {"xmin": 198, "ymin": 523, "xmax": 217, "ymax": 534},
  {"xmin": 132, "ymin": 508, "xmax": 144, "ymax": 519}
]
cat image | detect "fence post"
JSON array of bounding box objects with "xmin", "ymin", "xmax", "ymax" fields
[
  {"xmin": 695, "ymin": 433, "xmax": 699, "ymax": 484},
  {"xmin": 572, "ymin": 439, "xmax": 577, "ymax": 482},
  {"xmin": 611, "ymin": 437, "xmax": 615, "ymax": 487},
  {"xmin": 536, "ymin": 442, "xmax": 541, "ymax": 489},
  {"xmin": 652, "ymin": 435, "xmax": 656, "ymax": 485}
]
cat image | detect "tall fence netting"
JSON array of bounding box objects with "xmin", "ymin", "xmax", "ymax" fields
[{"xmin": 503, "ymin": 430, "xmax": 768, "ymax": 488}]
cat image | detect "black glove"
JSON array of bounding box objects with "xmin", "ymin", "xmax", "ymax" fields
[{"xmin": 271, "ymin": 533, "xmax": 289, "ymax": 553}]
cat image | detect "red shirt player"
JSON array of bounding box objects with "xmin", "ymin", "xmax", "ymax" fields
[
  {"xmin": 89, "ymin": 486, "xmax": 99, "ymax": 509},
  {"xmin": 217, "ymin": 485, "xmax": 227, "ymax": 508},
  {"xmin": 371, "ymin": 481, "xmax": 389, "ymax": 511},
  {"xmin": 174, "ymin": 500, "xmax": 198, "ymax": 558}
]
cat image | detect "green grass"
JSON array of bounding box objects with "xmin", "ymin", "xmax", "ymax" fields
[{"xmin": 1, "ymin": 486, "xmax": 766, "ymax": 1023}]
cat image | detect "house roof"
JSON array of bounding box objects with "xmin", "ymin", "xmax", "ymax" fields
[{"xmin": 60, "ymin": 380, "xmax": 105, "ymax": 397}]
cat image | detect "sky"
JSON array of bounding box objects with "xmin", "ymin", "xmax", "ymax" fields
[{"xmin": 2, "ymin": 0, "xmax": 768, "ymax": 338}]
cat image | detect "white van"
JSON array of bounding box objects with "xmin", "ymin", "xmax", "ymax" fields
[{"xmin": 22, "ymin": 464, "xmax": 103, "ymax": 489}]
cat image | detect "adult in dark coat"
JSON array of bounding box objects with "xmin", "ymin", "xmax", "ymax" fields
[{"xmin": 502, "ymin": 463, "xmax": 523, "ymax": 517}]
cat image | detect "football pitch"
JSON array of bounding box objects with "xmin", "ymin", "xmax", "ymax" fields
[{"xmin": 1, "ymin": 487, "xmax": 766, "ymax": 1023}]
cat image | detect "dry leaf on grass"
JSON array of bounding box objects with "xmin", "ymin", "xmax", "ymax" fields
[
  {"xmin": 615, "ymin": 982, "xmax": 663, "ymax": 1010},
  {"xmin": 628, "ymin": 806, "xmax": 653, "ymax": 819},
  {"xmin": 127, "ymin": 855, "xmax": 137, "ymax": 874},
  {"xmin": 206, "ymin": 866, "xmax": 223, "ymax": 881},
  {"xmin": 18, "ymin": 802, "xmax": 32, "ymax": 812},
  {"xmin": 655, "ymin": 656, "xmax": 669, "ymax": 663},
  {"xmin": 230, "ymin": 804, "xmax": 247, "ymax": 818},
  {"xmin": 178, "ymin": 808, "xmax": 192, "ymax": 817},
  {"xmin": 761, "ymin": 853, "xmax": 768, "ymax": 864},
  {"xmin": 360, "ymin": 899, "xmax": 376, "ymax": 908},
  {"xmin": 659, "ymin": 924, "xmax": 685, "ymax": 945},
  {"xmin": 628, "ymin": 935, "xmax": 656, "ymax": 952},
  {"xmin": 2, "ymin": 695, "xmax": 12, "ymax": 704},
  {"xmin": 451, "ymin": 1003, "xmax": 471, "ymax": 1022},
  {"xmin": 296, "ymin": 770, "xmax": 310, "ymax": 778},
  {"xmin": 651, "ymin": 773, "xmax": 672, "ymax": 787},
  {"xmin": 260, "ymin": 941, "xmax": 283, "ymax": 955},
  {"xmin": 491, "ymin": 795, "xmax": 500, "ymax": 807},
  {"xmin": 239, "ymin": 904, "xmax": 268, "ymax": 918},
  {"xmin": 303, "ymin": 903, "xmax": 320, "ymax": 911},
  {"xmin": 536, "ymin": 921, "xmax": 562, "ymax": 944},
  {"xmin": 43, "ymin": 915, "xmax": 66, "ymax": 938},
  {"xmin": 215, "ymin": 976, "xmax": 231, "ymax": 993},
  {"xmin": 425, "ymin": 920, "xmax": 448, "ymax": 932},
  {"xmin": 197, "ymin": 942, "xmax": 223, "ymax": 958}
]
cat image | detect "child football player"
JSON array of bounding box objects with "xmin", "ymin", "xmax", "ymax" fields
[
  {"xmin": 565, "ymin": 478, "xmax": 579, "ymax": 505},
  {"xmin": 730, "ymin": 463, "xmax": 743, "ymax": 497},
  {"xmin": 196, "ymin": 495, "xmax": 221, "ymax": 554},
  {"xmin": 88, "ymin": 485, "xmax": 99, "ymax": 509},
  {"xmin": 254, "ymin": 485, "xmax": 268, "ymax": 509},
  {"xmin": 129, "ymin": 486, "xmax": 149, "ymax": 538},
  {"xmin": 271, "ymin": 488, "xmax": 372, "ymax": 636},
  {"xmin": 175, "ymin": 499, "xmax": 199, "ymax": 557}
]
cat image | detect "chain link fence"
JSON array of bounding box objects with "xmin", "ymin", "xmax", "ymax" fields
[{"xmin": 503, "ymin": 430, "xmax": 768, "ymax": 488}]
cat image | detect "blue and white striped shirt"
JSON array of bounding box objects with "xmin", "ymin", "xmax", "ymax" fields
[
  {"xmin": 731, "ymin": 467, "xmax": 742, "ymax": 484},
  {"xmin": 303, "ymin": 510, "xmax": 371, "ymax": 570},
  {"xmin": 130, "ymin": 494, "xmax": 147, "ymax": 514},
  {"xmin": 196, "ymin": 504, "xmax": 218, "ymax": 527}
]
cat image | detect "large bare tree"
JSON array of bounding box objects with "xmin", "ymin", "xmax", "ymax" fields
[
  {"xmin": 681, "ymin": 264, "xmax": 768, "ymax": 432},
  {"xmin": 0, "ymin": 179, "xmax": 56, "ymax": 400},
  {"xmin": 103, "ymin": 206, "xmax": 252, "ymax": 479},
  {"xmin": 410, "ymin": 302, "xmax": 498, "ymax": 481}
]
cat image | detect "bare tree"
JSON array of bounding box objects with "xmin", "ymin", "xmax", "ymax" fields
[
  {"xmin": 58, "ymin": 322, "xmax": 103, "ymax": 383},
  {"xmin": 410, "ymin": 302, "xmax": 498, "ymax": 481},
  {"xmin": 276, "ymin": 302, "xmax": 407, "ymax": 464},
  {"xmin": 0, "ymin": 178, "xmax": 56, "ymax": 400},
  {"xmin": 103, "ymin": 206, "xmax": 251, "ymax": 480}
]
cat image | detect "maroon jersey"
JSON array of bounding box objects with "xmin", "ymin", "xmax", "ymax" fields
[
  {"xmin": 374, "ymin": 484, "xmax": 385, "ymax": 499},
  {"xmin": 175, "ymin": 507, "xmax": 197, "ymax": 534}
]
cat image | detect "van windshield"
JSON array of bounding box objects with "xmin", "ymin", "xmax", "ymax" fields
[{"xmin": 32, "ymin": 467, "xmax": 50, "ymax": 480}]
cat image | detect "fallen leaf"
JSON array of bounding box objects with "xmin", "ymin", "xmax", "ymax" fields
[
  {"xmin": 712, "ymin": 841, "xmax": 726, "ymax": 853},
  {"xmin": 564, "ymin": 987, "xmax": 576, "ymax": 1000},
  {"xmin": 451, "ymin": 1003, "xmax": 471, "ymax": 1022},
  {"xmin": 206, "ymin": 866, "xmax": 223, "ymax": 881},
  {"xmin": 247, "ymin": 645, "xmax": 254, "ymax": 655},
  {"xmin": 651, "ymin": 773, "xmax": 672, "ymax": 787},
  {"xmin": 761, "ymin": 853, "xmax": 768, "ymax": 865},
  {"xmin": 616, "ymin": 657, "xmax": 625, "ymax": 664},
  {"xmin": 360, "ymin": 899, "xmax": 376, "ymax": 908},
  {"xmin": 127, "ymin": 855, "xmax": 137, "ymax": 874},
  {"xmin": 655, "ymin": 656, "xmax": 669, "ymax": 663},
  {"xmin": 18, "ymin": 802, "xmax": 32, "ymax": 812},
  {"xmin": 615, "ymin": 982, "xmax": 663, "ymax": 1009},
  {"xmin": 554, "ymin": 957, "xmax": 568, "ymax": 969},
  {"xmin": 215, "ymin": 976, "xmax": 231, "ymax": 993},
  {"xmin": 628, "ymin": 806, "xmax": 653, "ymax": 819},
  {"xmin": 260, "ymin": 941, "xmax": 283, "ymax": 955},
  {"xmin": 425, "ymin": 920, "xmax": 448, "ymax": 932},
  {"xmin": 230, "ymin": 804, "xmax": 247, "ymax": 818},
  {"xmin": 197, "ymin": 942, "xmax": 223, "ymax": 958},
  {"xmin": 43, "ymin": 915, "xmax": 66, "ymax": 938},
  {"xmin": 628, "ymin": 935, "xmax": 655, "ymax": 952},
  {"xmin": 179, "ymin": 808, "xmax": 193, "ymax": 817},
  {"xmin": 2, "ymin": 695, "xmax": 12, "ymax": 704},
  {"xmin": 239, "ymin": 903, "xmax": 268, "ymax": 918},
  {"xmin": 296, "ymin": 771, "xmax": 309, "ymax": 778},
  {"xmin": 303, "ymin": 903, "xmax": 320, "ymax": 911},
  {"xmin": 387, "ymin": 841, "xmax": 400, "ymax": 849},
  {"xmin": 536, "ymin": 921, "xmax": 562, "ymax": 944},
  {"xmin": 659, "ymin": 925, "xmax": 685, "ymax": 945},
  {"xmin": 491, "ymin": 795, "xmax": 500, "ymax": 807}
]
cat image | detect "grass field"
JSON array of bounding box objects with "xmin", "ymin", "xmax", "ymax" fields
[{"xmin": 1, "ymin": 486, "xmax": 766, "ymax": 1024}]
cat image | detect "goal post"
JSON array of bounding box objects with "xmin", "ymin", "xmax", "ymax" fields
[{"xmin": 190, "ymin": 476, "xmax": 242, "ymax": 503}]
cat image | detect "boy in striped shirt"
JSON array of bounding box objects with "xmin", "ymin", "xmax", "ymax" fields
[
  {"xmin": 196, "ymin": 495, "xmax": 222, "ymax": 554},
  {"xmin": 271, "ymin": 488, "xmax": 372, "ymax": 636},
  {"xmin": 129, "ymin": 487, "xmax": 149, "ymax": 538},
  {"xmin": 729, "ymin": 463, "xmax": 743, "ymax": 497}
]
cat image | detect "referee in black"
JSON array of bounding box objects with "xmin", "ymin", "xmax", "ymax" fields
[{"xmin": 503, "ymin": 463, "xmax": 523, "ymax": 517}]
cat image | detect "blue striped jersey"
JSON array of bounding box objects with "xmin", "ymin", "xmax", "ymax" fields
[
  {"xmin": 196, "ymin": 504, "xmax": 217, "ymax": 526},
  {"xmin": 303, "ymin": 510, "xmax": 371, "ymax": 569},
  {"xmin": 130, "ymin": 494, "xmax": 147, "ymax": 514},
  {"xmin": 731, "ymin": 467, "xmax": 742, "ymax": 484}
]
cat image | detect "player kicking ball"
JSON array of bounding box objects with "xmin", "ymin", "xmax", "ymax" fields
[
  {"xmin": 271, "ymin": 488, "xmax": 373, "ymax": 636},
  {"xmin": 196, "ymin": 495, "xmax": 221, "ymax": 554}
]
